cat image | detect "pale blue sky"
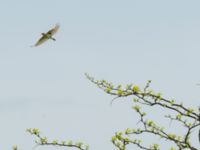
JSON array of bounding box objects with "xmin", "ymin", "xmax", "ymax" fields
[{"xmin": 0, "ymin": 0, "xmax": 200, "ymax": 150}]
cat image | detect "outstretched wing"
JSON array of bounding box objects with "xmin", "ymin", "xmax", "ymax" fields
[
  {"xmin": 32, "ymin": 24, "xmax": 60, "ymax": 47},
  {"xmin": 46, "ymin": 23, "xmax": 60, "ymax": 36},
  {"xmin": 33, "ymin": 35, "xmax": 49, "ymax": 47}
]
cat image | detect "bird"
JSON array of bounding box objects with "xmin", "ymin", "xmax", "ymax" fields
[{"xmin": 32, "ymin": 24, "xmax": 60, "ymax": 47}]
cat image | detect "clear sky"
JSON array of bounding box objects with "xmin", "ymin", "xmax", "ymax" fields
[{"xmin": 0, "ymin": 0, "xmax": 200, "ymax": 150}]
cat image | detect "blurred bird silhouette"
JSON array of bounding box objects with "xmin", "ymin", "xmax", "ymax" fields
[{"xmin": 32, "ymin": 24, "xmax": 60, "ymax": 47}]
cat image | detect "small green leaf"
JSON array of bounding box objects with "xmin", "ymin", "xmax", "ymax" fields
[
  {"xmin": 132, "ymin": 86, "xmax": 140, "ymax": 93},
  {"xmin": 52, "ymin": 140, "xmax": 58, "ymax": 145},
  {"xmin": 132, "ymin": 105, "xmax": 141, "ymax": 112},
  {"xmin": 40, "ymin": 137, "xmax": 47, "ymax": 144},
  {"xmin": 125, "ymin": 128, "xmax": 131, "ymax": 134}
]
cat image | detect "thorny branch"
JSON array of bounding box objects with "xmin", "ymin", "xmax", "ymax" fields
[
  {"xmin": 86, "ymin": 74, "xmax": 200, "ymax": 150},
  {"xmin": 26, "ymin": 128, "xmax": 89, "ymax": 150}
]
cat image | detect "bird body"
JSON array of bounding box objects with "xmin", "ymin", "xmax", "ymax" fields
[{"xmin": 32, "ymin": 24, "xmax": 60, "ymax": 47}]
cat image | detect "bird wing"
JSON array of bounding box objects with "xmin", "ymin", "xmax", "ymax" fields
[
  {"xmin": 33, "ymin": 35, "xmax": 49, "ymax": 46},
  {"xmin": 32, "ymin": 23, "xmax": 60, "ymax": 47},
  {"xmin": 46, "ymin": 23, "xmax": 60, "ymax": 36}
]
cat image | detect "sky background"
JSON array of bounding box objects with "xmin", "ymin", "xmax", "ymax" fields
[{"xmin": 0, "ymin": 0, "xmax": 200, "ymax": 150}]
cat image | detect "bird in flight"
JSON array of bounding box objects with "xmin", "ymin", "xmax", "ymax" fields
[{"xmin": 32, "ymin": 24, "xmax": 60, "ymax": 47}]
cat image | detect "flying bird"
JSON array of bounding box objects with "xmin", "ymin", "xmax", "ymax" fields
[{"xmin": 32, "ymin": 24, "xmax": 60, "ymax": 47}]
